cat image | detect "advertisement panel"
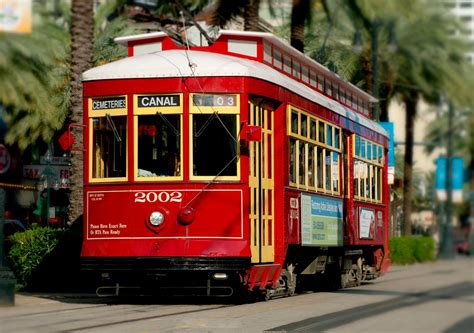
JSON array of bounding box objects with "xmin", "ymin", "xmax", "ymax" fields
[
  {"xmin": 0, "ymin": 0, "xmax": 31, "ymax": 33},
  {"xmin": 436, "ymin": 156, "xmax": 464, "ymax": 202},
  {"xmin": 359, "ymin": 207, "xmax": 376, "ymax": 239},
  {"xmin": 380, "ymin": 122, "xmax": 394, "ymax": 184},
  {"xmin": 301, "ymin": 194, "xmax": 342, "ymax": 246}
]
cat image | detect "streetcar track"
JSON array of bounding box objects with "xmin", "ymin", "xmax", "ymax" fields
[
  {"xmin": 58, "ymin": 304, "xmax": 234, "ymax": 332},
  {"xmin": 0, "ymin": 303, "xmax": 108, "ymax": 320},
  {"xmin": 267, "ymin": 281, "xmax": 474, "ymax": 332}
]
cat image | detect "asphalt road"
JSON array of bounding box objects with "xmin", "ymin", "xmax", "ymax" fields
[{"xmin": 0, "ymin": 256, "xmax": 472, "ymax": 333}]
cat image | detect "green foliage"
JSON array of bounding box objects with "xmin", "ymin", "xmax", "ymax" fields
[
  {"xmin": 7, "ymin": 226, "xmax": 66, "ymax": 287},
  {"xmin": 0, "ymin": 22, "xmax": 69, "ymax": 149},
  {"xmin": 93, "ymin": 17, "xmax": 139, "ymax": 66},
  {"xmin": 390, "ymin": 236, "xmax": 436, "ymax": 264},
  {"xmin": 390, "ymin": 236, "xmax": 416, "ymax": 264},
  {"xmin": 413, "ymin": 236, "xmax": 436, "ymax": 262}
]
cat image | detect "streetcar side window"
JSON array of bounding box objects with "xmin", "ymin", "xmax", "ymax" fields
[
  {"xmin": 288, "ymin": 106, "xmax": 342, "ymax": 196},
  {"xmin": 137, "ymin": 114, "xmax": 180, "ymax": 177},
  {"xmin": 289, "ymin": 138, "xmax": 297, "ymax": 183},
  {"xmin": 91, "ymin": 116, "xmax": 127, "ymax": 179},
  {"xmin": 353, "ymin": 134, "xmax": 384, "ymax": 203},
  {"xmin": 192, "ymin": 114, "xmax": 237, "ymax": 177}
]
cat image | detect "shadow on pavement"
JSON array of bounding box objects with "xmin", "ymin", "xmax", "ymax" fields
[{"xmin": 268, "ymin": 282, "xmax": 474, "ymax": 332}]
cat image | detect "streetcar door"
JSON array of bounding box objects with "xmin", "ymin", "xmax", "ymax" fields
[{"xmin": 248, "ymin": 100, "xmax": 274, "ymax": 263}]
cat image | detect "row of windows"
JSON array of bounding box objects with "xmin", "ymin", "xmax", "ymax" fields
[
  {"xmin": 354, "ymin": 160, "xmax": 383, "ymax": 202},
  {"xmin": 90, "ymin": 94, "xmax": 240, "ymax": 182},
  {"xmin": 354, "ymin": 136, "xmax": 384, "ymax": 165},
  {"xmin": 289, "ymin": 139, "xmax": 341, "ymax": 194},
  {"xmin": 288, "ymin": 107, "xmax": 342, "ymax": 195},
  {"xmin": 289, "ymin": 110, "xmax": 341, "ymax": 150},
  {"xmin": 263, "ymin": 41, "xmax": 370, "ymax": 116},
  {"xmin": 288, "ymin": 109, "xmax": 384, "ymax": 203},
  {"xmin": 89, "ymin": 95, "xmax": 385, "ymax": 203},
  {"xmin": 353, "ymin": 135, "xmax": 383, "ymax": 203}
]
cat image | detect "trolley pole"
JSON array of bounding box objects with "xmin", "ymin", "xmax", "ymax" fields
[{"xmin": 439, "ymin": 102, "xmax": 455, "ymax": 259}]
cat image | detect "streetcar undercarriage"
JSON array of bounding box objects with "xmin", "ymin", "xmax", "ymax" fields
[{"xmin": 83, "ymin": 246, "xmax": 383, "ymax": 299}]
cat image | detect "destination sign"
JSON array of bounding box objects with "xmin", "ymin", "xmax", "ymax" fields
[
  {"xmin": 193, "ymin": 94, "xmax": 237, "ymax": 107},
  {"xmin": 92, "ymin": 97, "xmax": 126, "ymax": 110},
  {"xmin": 137, "ymin": 95, "xmax": 180, "ymax": 108}
]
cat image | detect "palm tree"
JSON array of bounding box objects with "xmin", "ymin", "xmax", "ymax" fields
[
  {"xmin": 213, "ymin": 0, "xmax": 262, "ymax": 31},
  {"xmin": 67, "ymin": 0, "xmax": 94, "ymax": 224},
  {"xmin": 67, "ymin": 1, "xmax": 141, "ymax": 224},
  {"xmin": 0, "ymin": 16, "xmax": 68, "ymax": 149},
  {"xmin": 389, "ymin": 2, "xmax": 473, "ymax": 235},
  {"xmin": 306, "ymin": 0, "xmax": 474, "ymax": 235},
  {"xmin": 424, "ymin": 105, "xmax": 474, "ymax": 222},
  {"xmin": 290, "ymin": 0, "xmax": 312, "ymax": 52}
]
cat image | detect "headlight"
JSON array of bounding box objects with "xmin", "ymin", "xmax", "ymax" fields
[{"xmin": 149, "ymin": 211, "xmax": 164, "ymax": 226}]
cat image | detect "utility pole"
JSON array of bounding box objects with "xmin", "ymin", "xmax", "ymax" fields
[{"xmin": 439, "ymin": 102, "xmax": 455, "ymax": 258}]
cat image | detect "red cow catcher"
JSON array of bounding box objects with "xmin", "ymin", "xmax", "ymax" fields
[{"xmin": 81, "ymin": 30, "xmax": 390, "ymax": 298}]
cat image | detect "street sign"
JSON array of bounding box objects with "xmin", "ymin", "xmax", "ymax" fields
[
  {"xmin": 380, "ymin": 122, "xmax": 395, "ymax": 185},
  {"xmin": 436, "ymin": 156, "xmax": 464, "ymax": 202}
]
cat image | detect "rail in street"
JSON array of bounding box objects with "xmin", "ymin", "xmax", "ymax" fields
[{"xmin": 0, "ymin": 257, "xmax": 472, "ymax": 333}]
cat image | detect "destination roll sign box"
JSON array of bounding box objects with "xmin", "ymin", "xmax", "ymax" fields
[
  {"xmin": 92, "ymin": 97, "xmax": 126, "ymax": 110},
  {"xmin": 137, "ymin": 95, "xmax": 180, "ymax": 108},
  {"xmin": 89, "ymin": 96, "xmax": 127, "ymax": 116}
]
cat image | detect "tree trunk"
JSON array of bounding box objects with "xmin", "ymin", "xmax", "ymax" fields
[
  {"xmin": 244, "ymin": 0, "xmax": 261, "ymax": 31},
  {"xmin": 290, "ymin": 0, "xmax": 310, "ymax": 53},
  {"xmin": 378, "ymin": 81, "xmax": 393, "ymax": 122},
  {"xmin": 67, "ymin": 0, "xmax": 94, "ymax": 225},
  {"xmin": 402, "ymin": 92, "xmax": 419, "ymax": 236}
]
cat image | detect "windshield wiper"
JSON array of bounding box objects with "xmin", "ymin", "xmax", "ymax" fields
[{"xmin": 106, "ymin": 113, "xmax": 122, "ymax": 142}]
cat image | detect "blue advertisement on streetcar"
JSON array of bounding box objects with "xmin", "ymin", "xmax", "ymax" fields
[{"xmin": 301, "ymin": 194, "xmax": 343, "ymax": 246}]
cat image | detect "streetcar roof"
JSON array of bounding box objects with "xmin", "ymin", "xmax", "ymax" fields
[{"xmin": 83, "ymin": 49, "xmax": 387, "ymax": 137}]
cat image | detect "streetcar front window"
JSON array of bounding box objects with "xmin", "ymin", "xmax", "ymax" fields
[
  {"xmin": 137, "ymin": 114, "xmax": 181, "ymax": 177},
  {"xmin": 192, "ymin": 114, "xmax": 237, "ymax": 176},
  {"xmin": 91, "ymin": 116, "xmax": 127, "ymax": 179}
]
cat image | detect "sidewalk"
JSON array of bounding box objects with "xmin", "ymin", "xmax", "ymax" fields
[{"xmin": 1, "ymin": 256, "xmax": 473, "ymax": 316}]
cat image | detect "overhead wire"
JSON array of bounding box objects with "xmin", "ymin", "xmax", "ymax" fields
[{"xmin": 178, "ymin": 11, "xmax": 244, "ymax": 208}]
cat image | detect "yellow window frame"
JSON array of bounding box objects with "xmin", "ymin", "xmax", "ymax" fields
[
  {"xmin": 189, "ymin": 93, "xmax": 241, "ymax": 181},
  {"xmin": 287, "ymin": 105, "xmax": 342, "ymax": 196},
  {"xmin": 133, "ymin": 94, "xmax": 183, "ymax": 181},
  {"xmin": 352, "ymin": 134, "xmax": 384, "ymax": 203},
  {"xmin": 88, "ymin": 95, "xmax": 128, "ymax": 183}
]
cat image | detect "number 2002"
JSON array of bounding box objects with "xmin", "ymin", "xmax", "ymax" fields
[{"xmin": 134, "ymin": 191, "xmax": 183, "ymax": 203}]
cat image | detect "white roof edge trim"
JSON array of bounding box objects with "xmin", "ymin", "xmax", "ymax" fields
[
  {"xmin": 113, "ymin": 30, "xmax": 375, "ymax": 102},
  {"xmin": 114, "ymin": 32, "xmax": 167, "ymax": 46},
  {"xmin": 218, "ymin": 30, "xmax": 376, "ymax": 103},
  {"xmin": 82, "ymin": 50, "xmax": 387, "ymax": 138}
]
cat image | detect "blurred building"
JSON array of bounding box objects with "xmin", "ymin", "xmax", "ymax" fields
[{"xmin": 445, "ymin": 0, "xmax": 474, "ymax": 64}]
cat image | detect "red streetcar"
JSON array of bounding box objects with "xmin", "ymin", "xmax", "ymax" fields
[{"xmin": 81, "ymin": 30, "xmax": 390, "ymax": 298}]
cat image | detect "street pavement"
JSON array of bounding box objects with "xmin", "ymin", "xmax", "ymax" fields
[{"xmin": 0, "ymin": 256, "xmax": 472, "ymax": 332}]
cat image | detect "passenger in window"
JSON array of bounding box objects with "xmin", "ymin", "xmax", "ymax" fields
[
  {"xmin": 160, "ymin": 153, "xmax": 179, "ymax": 176},
  {"xmin": 308, "ymin": 149, "xmax": 314, "ymax": 186},
  {"xmin": 289, "ymin": 140, "xmax": 296, "ymax": 183}
]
